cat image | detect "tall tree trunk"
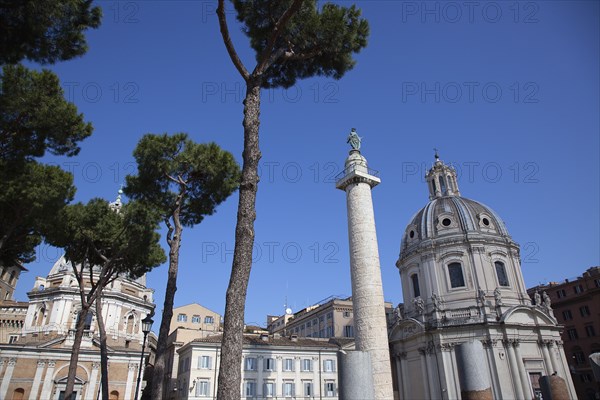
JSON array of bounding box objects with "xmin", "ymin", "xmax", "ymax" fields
[
  {"xmin": 150, "ymin": 207, "xmax": 183, "ymax": 400},
  {"xmin": 64, "ymin": 304, "xmax": 91, "ymax": 400},
  {"xmin": 96, "ymin": 289, "xmax": 110, "ymax": 400},
  {"xmin": 217, "ymin": 82, "xmax": 262, "ymax": 400}
]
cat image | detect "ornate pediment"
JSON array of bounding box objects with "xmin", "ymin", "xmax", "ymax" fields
[{"xmin": 389, "ymin": 318, "xmax": 425, "ymax": 341}]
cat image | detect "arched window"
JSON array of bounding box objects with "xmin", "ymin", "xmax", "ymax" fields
[
  {"xmin": 448, "ymin": 263, "xmax": 465, "ymax": 288},
  {"xmin": 126, "ymin": 314, "xmax": 135, "ymax": 334},
  {"xmin": 411, "ymin": 274, "xmax": 421, "ymax": 297},
  {"xmin": 36, "ymin": 307, "xmax": 46, "ymax": 325},
  {"xmin": 439, "ymin": 176, "xmax": 447, "ymax": 194},
  {"xmin": 495, "ymin": 261, "xmax": 509, "ymax": 286},
  {"xmin": 12, "ymin": 388, "xmax": 25, "ymax": 400}
]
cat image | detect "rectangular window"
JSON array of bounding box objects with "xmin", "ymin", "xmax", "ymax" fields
[
  {"xmin": 245, "ymin": 381, "xmax": 256, "ymax": 398},
  {"xmin": 327, "ymin": 312, "xmax": 333, "ymax": 320},
  {"xmin": 562, "ymin": 310, "xmax": 573, "ymax": 321},
  {"xmin": 325, "ymin": 382, "xmax": 336, "ymax": 397},
  {"xmin": 264, "ymin": 358, "xmax": 275, "ymax": 371},
  {"xmin": 567, "ymin": 328, "xmax": 578, "ymax": 340},
  {"xmin": 196, "ymin": 380, "xmax": 210, "ymax": 397},
  {"xmin": 411, "ymin": 274, "xmax": 421, "ymax": 297},
  {"xmin": 448, "ymin": 263, "xmax": 465, "ymax": 288},
  {"xmin": 198, "ymin": 355, "xmax": 212, "ymax": 369},
  {"xmin": 245, "ymin": 357, "xmax": 257, "ymax": 371},
  {"xmin": 304, "ymin": 381, "xmax": 313, "ymax": 397},
  {"xmin": 595, "ymin": 278, "xmax": 600, "ymax": 288},
  {"xmin": 307, "ymin": 321, "xmax": 311, "ymax": 327},
  {"xmin": 324, "ymin": 359, "xmax": 335, "ymax": 372},
  {"xmin": 495, "ymin": 261, "xmax": 510, "ymax": 286},
  {"xmin": 343, "ymin": 311, "xmax": 351, "ymax": 318},
  {"xmin": 557, "ymin": 289, "xmax": 567, "ymax": 298},
  {"xmin": 204, "ymin": 316, "xmax": 214, "ymax": 324},
  {"xmin": 574, "ymin": 352, "xmax": 586, "ymax": 365},
  {"xmin": 302, "ymin": 359, "xmax": 312, "ymax": 372},
  {"xmin": 8, "ymin": 335, "xmax": 18, "ymax": 344},
  {"xmin": 284, "ymin": 358, "xmax": 294, "ymax": 371},
  {"xmin": 264, "ymin": 382, "xmax": 275, "ymax": 397},
  {"xmin": 574, "ymin": 284, "xmax": 584, "ymax": 294},
  {"xmin": 319, "ymin": 316, "xmax": 324, "ymax": 323},
  {"xmin": 283, "ymin": 382, "xmax": 295, "ymax": 397},
  {"xmin": 344, "ymin": 325, "xmax": 354, "ymax": 337},
  {"xmin": 191, "ymin": 315, "xmax": 201, "ymax": 323},
  {"xmin": 177, "ymin": 313, "xmax": 187, "ymax": 322},
  {"xmin": 579, "ymin": 305, "xmax": 590, "ymax": 317},
  {"xmin": 326, "ymin": 326, "xmax": 333, "ymax": 337},
  {"xmin": 59, "ymin": 391, "xmax": 78, "ymax": 400},
  {"xmin": 585, "ymin": 325, "xmax": 596, "ymax": 337}
]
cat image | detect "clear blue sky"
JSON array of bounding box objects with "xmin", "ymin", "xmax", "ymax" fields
[{"xmin": 18, "ymin": 1, "xmax": 600, "ymax": 330}]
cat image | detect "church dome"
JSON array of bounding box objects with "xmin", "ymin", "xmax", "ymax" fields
[{"xmin": 399, "ymin": 153, "xmax": 512, "ymax": 257}]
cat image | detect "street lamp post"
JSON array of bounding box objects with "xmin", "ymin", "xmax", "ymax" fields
[{"xmin": 134, "ymin": 315, "xmax": 153, "ymax": 400}]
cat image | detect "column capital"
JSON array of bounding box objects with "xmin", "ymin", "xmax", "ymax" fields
[{"xmin": 438, "ymin": 343, "xmax": 456, "ymax": 352}]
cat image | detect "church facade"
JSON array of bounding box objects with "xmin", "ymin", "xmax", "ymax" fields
[
  {"xmin": 0, "ymin": 255, "xmax": 155, "ymax": 400},
  {"xmin": 389, "ymin": 154, "xmax": 577, "ymax": 399}
]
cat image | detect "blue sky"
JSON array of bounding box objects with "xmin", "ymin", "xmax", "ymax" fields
[{"xmin": 18, "ymin": 1, "xmax": 599, "ymax": 329}]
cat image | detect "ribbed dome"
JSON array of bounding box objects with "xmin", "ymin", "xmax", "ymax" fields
[
  {"xmin": 400, "ymin": 195, "xmax": 511, "ymax": 255},
  {"xmin": 398, "ymin": 154, "xmax": 514, "ymax": 258}
]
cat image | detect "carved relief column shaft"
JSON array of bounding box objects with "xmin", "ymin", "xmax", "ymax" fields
[
  {"xmin": 505, "ymin": 340, "xmax": 525, "ymax": 399},
  {"xmin": 28, "ymin": 360, "xmax": 46, "ymax": 400}
]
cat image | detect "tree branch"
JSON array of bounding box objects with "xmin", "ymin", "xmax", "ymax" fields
[
  {"xmin": 254, "ymin": 0, "xmax": 304, "ymax": 75},
  {"xmin": 217, "ymin": 0, "xmax": 250, "ymax": 81}
]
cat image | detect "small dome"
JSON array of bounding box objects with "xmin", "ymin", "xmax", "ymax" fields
[{"xmin": 400, "ymin": 196, "xmax": 511, "ymax": 255}]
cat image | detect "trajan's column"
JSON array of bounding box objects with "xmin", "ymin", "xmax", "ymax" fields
[{"xmin": 336, "ymin": 129, "xmax": 393, "ymax": 400}]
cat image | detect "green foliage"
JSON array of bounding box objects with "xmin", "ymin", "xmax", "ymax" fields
[
  {"xmin": 124, "ymin": 133, "xmax": 241, "ymax": 226},
  {"xmin": 47, "ymin": 198, "xmax": 166, "ymax": 278},
  {"xmin": 0, "ymin": 161, "xmax": 75, "ymax": 264},
  {"xmin": 232, "ymin": 0, "xmax": 369, "ymax": 88},
  {"xmin": 0, "ymin": 0, "xmax": 102, "ymax": 65},
  {"xmin": 0, "ymin": 64, "xmax": 93, "ymax": 163}
]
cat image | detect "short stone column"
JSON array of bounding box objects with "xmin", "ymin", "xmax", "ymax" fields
[
  {"xmin": 539, "ymin": 375, "xmax": 570, "ymax": 400},
  {"xmin": 590, "ymin": 352, "xmax": 600, "ymax": 382},
  {"xmin": 455, "ymin": 341, "xmax": 493, "ymax": 400},
  {"xmin": 338, "ymin": 351, "xmax": 374, "ymax": 400}
]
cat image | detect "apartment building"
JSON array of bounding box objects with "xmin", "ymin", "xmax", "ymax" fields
[
  {"xmin": 528, "ymin": 266, "xmax": 600, "ymax": 400},
  {"xmin": 267, "ymin": 296, "xmax": 397, "ymax": 339},
  {"xmin": 176, "ymin": 333, "xmax": 346, "ymax": 399}
]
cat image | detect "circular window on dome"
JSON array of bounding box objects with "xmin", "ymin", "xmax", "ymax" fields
[
  {"xmin": 409, "ymin": 230, "xmax": 415, "ymax": 239},
  {"xmin": 442, "ymin": 218, "xmax": 452, "ymax": 227},
  {"xmin": 482, "ymin": 217, "xmax": 490, "ymax": 226}
]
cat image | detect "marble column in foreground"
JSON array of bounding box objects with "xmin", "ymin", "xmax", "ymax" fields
[{"xmin": 336, "ymin": 129, "xmax": 393, "ymax": 400}]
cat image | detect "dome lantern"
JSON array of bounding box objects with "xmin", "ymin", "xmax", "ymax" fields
[{"xmin": 425, "ymin": 150, "xmax": 460, "ymax": 199}]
